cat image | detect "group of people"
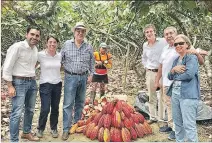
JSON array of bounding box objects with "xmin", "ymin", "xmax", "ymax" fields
[
  {"xmin": 2, "ymin": 21, "xmax": 208, "ymax": 142},
  {"xmin": 142, "ymin": 24, "xmax": 208, "ymax": 142},
  {"xmin": 2, "ymin": 22, "xmax": 112, "ymax": 142}
]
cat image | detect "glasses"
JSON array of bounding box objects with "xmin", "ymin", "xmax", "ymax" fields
[
  {"xmin": 75, "ymin": 29, "xmax": 86, "ymax": 34},
  {"xmin": 174, "ymin": 42, "xmax": 185, "ymax": 47}
]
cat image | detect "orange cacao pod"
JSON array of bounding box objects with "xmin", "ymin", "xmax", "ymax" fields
[
  {"xmin": 69, "ymin": 123, "xmax": 78, "ymax": 134},
  {"xmin": 143, "ymin": 121, "xmax": 152, "ymax": 134},
  {"xmin": 121, "ymin": 127, "xmax": 131, "ymax": 142},
  {"xmin": 76, "ymin": 125, "xmax": 86, "ymax": 133},
  {"xmin": 120, "ymin": 111, "xmax": 126, "ymax": 120},
  {"xmin": 114, "ymin": 111, "xmax": 121, "ymax": 128}
]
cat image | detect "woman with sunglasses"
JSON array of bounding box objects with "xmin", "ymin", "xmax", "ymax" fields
[
  {"xmin": 167, "ymin": 34, "xmax": 200, "ymax": 142},
  {"xmin": 36, "ymin": 36, "xmax": 62, "ymax": 138}
]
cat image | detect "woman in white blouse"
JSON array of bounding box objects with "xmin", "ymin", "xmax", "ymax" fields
[{"xmin": 36, "ymin": 36, "xmax": 62, "ymax": 138}]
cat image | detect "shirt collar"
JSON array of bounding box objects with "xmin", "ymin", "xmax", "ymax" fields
[
  {"xmin": 147, "ymin": 38, "xmax": 160, "ymax": 45},
  {"xmin": 24, "ymin": 39, "xmax": 36, "ymax": 49}
]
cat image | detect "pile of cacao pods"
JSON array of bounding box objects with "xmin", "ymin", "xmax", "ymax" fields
[{"xmin": 70, "ymin": 99, "xmax": 152, "ymax": 142}]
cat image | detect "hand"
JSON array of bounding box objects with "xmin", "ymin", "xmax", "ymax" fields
[
  {"xmin": 87, "ymin": 75, "xmax": 92, "ymax": 84},
  {"xmin": 187, "ymin": 49, "xmax": 197, "ymax": 55},
  {"xmin": 8, "ymin": 86, "xmax": 16, "ymax": 97},
  {"xmin": 173, "ymin": 65, "xmax": 186, "ymax": 73},
  {"xmin": 154, "ymin": 81, "xmax": 161, "ymax": 90}
]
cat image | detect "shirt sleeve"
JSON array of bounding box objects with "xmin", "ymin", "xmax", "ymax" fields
[
  {"xmin": 2, "ymin": 44, "xmax": 19, "ymax": 81},
  {"xmin": 61, "ymin": 42, "xmax": 67, "ymax": 65}
]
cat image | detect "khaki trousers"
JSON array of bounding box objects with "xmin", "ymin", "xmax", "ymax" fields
[
  {"xmin": 146, "ymin": 70, "xmax": 158, "ymax": 121},
  {"xmin": 159, "ymin": 86, "xmax": 175, "ymax": 130}
]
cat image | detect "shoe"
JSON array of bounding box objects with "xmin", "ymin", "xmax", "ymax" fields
[
  {"xmin": 62, "ymin": 132, "xmax": 69, "ymax": 141},
  {"xmin": 147, "ymin": 119, "xmax": 157, "ymax": 124},
  {"xmin": 159, "ymin": 126, "xmax": 172, "ymax": 133},
  {"xmin": 51, "ymin": 130, "xmax": 59, "ymax": 138},
  {"xmin": 36, "ymin": 130, "xmax": 43, "ymax": 138},
  {"xmin": 168, "ymin": 131, "xmax": 176, "ymax": 140},
  {"xmin": 21, "ymin": 133, "xmax": 40, "ymax": 141}
]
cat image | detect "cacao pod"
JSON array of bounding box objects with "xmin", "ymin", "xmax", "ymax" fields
[
  {"xmin": 86, "ymin": 122, "xmax": 95, "ymax": 138},
  {"xmin": 106, "ymin": 102, "xmax": 114, "ymax": 114},
  {"xmin": 104, "ymin": 114, "xmax": 111, "ymax": 128},
  {"xmin": 113, "ymin": 128, "xmax": 122, "ymax": 142},
  {"xmin": 76, "ymin": 125, "xmax": 86, "ymax": 133},
  {"xmin": 114, "ymin": 111, "xmax": 121, "ymax": 128},
  {"xmin": 134, "ymin": 123, "xmax": 144, "ymax": 138},
  {"xmin": 130, "ymin": 127, "xmax": 137, "ymax": 140},
  {"xmin": 122, "ymin": 106, "xmax": 131, "ymax": 118},
  {"xmin": 98, "ymin": 114, "xmax": 106, "ymax": 128},
  {"xmin": 123, "ymin": 118, "xmax": 133, "ymax": 129},
  {"xmin": 69, "ymin": 123, "xmax": 78, "ymax": 134},
  {"xmin": 121, "ymin": 127, "xmax": 131, "ymax": 142},
  {"xmin": 90, "ymin": 126, "xmax": 99, "ymax": 140},
  {"xmin": 115, "ymin": 100, "xmax": 123, "ymax": 112},
  {"xmin": 103, "ymin": 128, "xmax": 110, "ymax": 142},
  {"xmin": 93, "ymin": 112, "xmax": 102, "ymax": 125},
  {"xmin": 77, "ymin": 120, "xmax": 85, "ymax": 127},
  {"xmin": 110, "ymin": 127, "xmax": 115, "ymax": 142},
  {"xmin": 98, "ymin": 127, "xmax": 104, "ymax": 142}
]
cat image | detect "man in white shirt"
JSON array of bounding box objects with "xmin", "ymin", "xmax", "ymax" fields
[
  {"xmin": 2, "ymin": 26, "xmax": 41, "ymax": 142},
  {"xmin": 141, "ymin": 24, "xmax": 168, "ymax": 124},
  {"xmin": 155, "ymin": 26, "xmax": 206, "ymax": 140}
]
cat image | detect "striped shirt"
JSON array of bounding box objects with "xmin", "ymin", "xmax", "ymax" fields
[{"xmin": 61, "ymin": 39, "xmax": 95, "ymax": 75}]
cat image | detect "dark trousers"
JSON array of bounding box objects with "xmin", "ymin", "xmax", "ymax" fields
[{"xmin": 37, "ymin": 82, "xmax": 62, "ymax": 131}]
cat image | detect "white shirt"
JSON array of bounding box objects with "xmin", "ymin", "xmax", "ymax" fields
[
  {"xmin": 159, "ymin": 45, "xmax": 179, "ymax": 86},
  {"xmin": 38, "ymin": 50, "xmax": 62, "ymax": 84},
  {"xmin": 3, "ymin": 40, "xmax": 38, "ymax": 81},
  {"xmin": 142, "ymin": 38, "xmax": 168, "ymax": 69}
]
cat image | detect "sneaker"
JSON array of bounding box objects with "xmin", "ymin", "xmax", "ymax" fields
[
  {"xmin": 62, "ymin": 132, "xmax": 69, "ymax": 141},
  {"xmin": 51, "ymin": 130, "xmax": 58, "ymax": 138},
  {"xmin": 159, "ymin": 126, "xmax": 172, "ymax": 133},
  {"xmin": 36, "ymin": 130, "xmax": 43, "ymax": 138},
  {"xmin": 168, "ymin": 131, "xmax": 176, "ymax": 140}
]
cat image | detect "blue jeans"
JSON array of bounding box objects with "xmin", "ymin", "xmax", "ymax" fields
[
  {"xmin": 10, "ymin": 78, "xmax": 37, "ymax": 142},
  {"xmin": 37, "ymin": 82, "xmax": 62, "ymax": 131},
  {"xmin": 63, "ymin": 73, "xmax": 88, "ymax": 132},
  {"xmin": 171, "ymin": 86, "xmax": 199, "ymax": 142}
]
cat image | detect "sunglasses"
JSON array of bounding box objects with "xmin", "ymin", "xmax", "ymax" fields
[{"xmin": 174, "ymin": 42, "xmax": 185, "ymax": 47}]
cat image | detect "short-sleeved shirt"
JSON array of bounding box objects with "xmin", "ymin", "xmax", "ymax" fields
[
  {"xmin": 142, "ymin": 38, "xmax": 168, "ymax": 69},
  {"xmin": 38, "ymin": 50, "xmax": 62, "ymax": 84}
]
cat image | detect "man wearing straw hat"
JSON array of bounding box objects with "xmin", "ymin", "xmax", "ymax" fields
[{"xmin": 61, "ymin": 21, "xmax": 95, "ymax": 140}]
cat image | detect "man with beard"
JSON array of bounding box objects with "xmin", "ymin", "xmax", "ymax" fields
[
  {"xmin": 155, "ymin": 26, "xmax": 207, "ymax": 140},
  {"xmin": 61, "ymin": 22, "xmax": 95, "ymax": 140},
  {"xmin": 2, "ymin": 26, "xmax": 41, "ymax": 142},
  {"xmin": 142, "ymin": 24, "xmax": 168, "ymax": 124}
]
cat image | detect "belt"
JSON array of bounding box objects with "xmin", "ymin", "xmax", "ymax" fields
[
  {"xmin": 148, "ymin": 69, "xmax": 158, "ymax": 72},
  {"xmin": 65, "ymin": 70, "xmax": 88, "ymax": 76},
  {"xmin": 13, "ymin": 76, "xmax": 35, "ymax": 80}
]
